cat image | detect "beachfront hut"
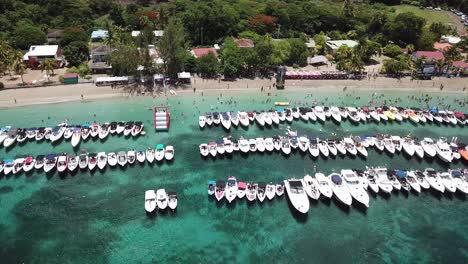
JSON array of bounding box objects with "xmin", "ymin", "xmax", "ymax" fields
[
  {"xmin": 326, "ymin": 40, "xmax": 358, "ymax": 54},
  {"xmin": 131, "ymin": 30, "xmax": 164, "ymax": 38},
  {"xmin": 308, "ymin": 55, "xmax": 329, "ymax": 66},
  {"xmin": 63, "ymin": 73, "xmax": 78, "ymax": 84},
  {"xmin": 90, "ymin": 46, "xmax": 112, "ymax": 74},
  {"xmin": 177, "ymin": 72, "xmax": 191, "ymax": 84},
  {"xmin": 23, "ymin": 45, "xmax": 64, "ymax": 69}
]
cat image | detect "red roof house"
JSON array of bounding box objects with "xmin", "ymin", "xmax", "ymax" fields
[
  {"xmin": 452, "ymin": 60, "xmax": 468, "ymax": 69},
  {"xmin": 234, "ymin": 38, "xmax": 255, "ymax": 48},
  {"xmin": 191, "ymin": 48, "xmax": 218, "ymax": 58},
  {"xmin": 411, "ymin": 51, "xmax": 445, "ymax": 62},
  {"xmin": 433, "ymin": 42, "xmax": 452, "ymax": 52}
]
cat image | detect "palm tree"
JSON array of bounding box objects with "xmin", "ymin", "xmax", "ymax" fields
[
  {"xmin": 40, "ymin": 59, "xmax": 55, "ymax": 82},
  {"xmin": 406, "ymin": 44, "xmax": 415, "ymax": 55},
  {"xmin": 14, "ymin": 60, "xmax": 27, "ymax": 85}
]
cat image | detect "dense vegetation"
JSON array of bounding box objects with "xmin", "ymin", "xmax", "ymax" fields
[{"xmin": 0, "ymin": 0, "xmax": 467, "ymax": 81}]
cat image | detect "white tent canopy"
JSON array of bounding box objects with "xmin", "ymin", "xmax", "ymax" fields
[{"xmin": 178, "ymin": 72, "xmax": 191, "ymax": 79}]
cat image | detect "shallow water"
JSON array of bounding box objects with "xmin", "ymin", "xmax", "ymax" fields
[{"xmin": 0, "ymin": 90, "xmax": 467, "ymax": 263}]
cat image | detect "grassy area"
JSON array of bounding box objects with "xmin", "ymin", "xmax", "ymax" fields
[{"xmin": 393, "ymin": 5, "xmax": 456, "ymax": 26}]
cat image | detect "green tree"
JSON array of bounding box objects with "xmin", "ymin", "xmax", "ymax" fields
[
  {"xmin": 272, "ymin": 40, "xmax": 291, "ymax": 65},
  {"xmin": 40, "ymin": 58, "xmax": 55, "ymax": 82},
  {"xmin": 158, "ymin": 18, "xmax": 186, "ymax": 78},
  {"xmin": 342, "ymin": 0, "xmax": 355, "ymax": 18},
  {"xmin": 110, "ymin": 44, "xmax": 140, "ymax": 76},
  {"xmin": 383, "ymin": 44, "xmax": 403, "ymax": 58},
  {"xmin": 417, "ymin": 29, "xmax": 437, "ymax": 50},
  {"xmin": 355, "ymin": 39, "xmax": 381, "ymax": 63},
  {"xmin": 220, "ymin": 37, "xmax": 242, "ymax": 78},
  {"xmin": 429, "ymin": 22, "xmax": 452, "ymax": 39},
  {"xmin": 313, "ymin": 32, "xmax": 327, "ymax": 55},
  {"xmin": 63, "ymin": 41, "xmax": 89, "ymax": 67},
  {"xmin": 385, "ymin": 12, "xmax": 425, "ymax": 46},
  {"xmin": 13, "ymin": 60, "xmax": 27, "ymax": 84},
  {"xmin": 60, "ymin": 27, "xmax": 89, "ymax": 47},
  {"xmin": 444, "ymin": 46, "xmax": 462, "ymax": 72},
  {"xmin": 196, "ymin": 52, "xmax": 220, "ymax": 78},
  {"xmin": 287, "ymin": 38, "xmax": 309, "ymax": 66},
  {"xmin": 255, "ymin": 34, "xmax": 275, "ymax": 76},
  {"xmin": 11, "ymin": 21, "xmax": 46, "ymax": 50}
]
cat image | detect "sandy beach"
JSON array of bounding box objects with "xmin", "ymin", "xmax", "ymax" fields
[{"xmin": 0, "ymin": 76, "xmax": 467, "ymax": 108}]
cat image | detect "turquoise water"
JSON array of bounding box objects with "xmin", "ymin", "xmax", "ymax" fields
[{"xmin": 0, "ymin": 90, "xmax": 467, "ymax": 263}]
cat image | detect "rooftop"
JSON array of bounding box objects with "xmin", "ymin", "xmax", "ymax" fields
[
  {"xmin": 452, "ymin": 60, "xmax": 468, "ymax": 69},
  {"xmin": 91, "ymin": 30, "xmax": 108, "ymax": 39},
  {"xmin": 191, "ymin": 47, "xmax": 218, "ymax": 58},
  {"xmin": 433, "ymin": 42, "xmax": 452, "ymax": 52},
  {"xmin": 23, "ymin": 45, "xmax": 60, "ymax": 60},
  {"xmin": 131, "ymin": 30, "xmax": 164, "ymax": 37},
  {"xmin": 326, "ymin": 40, "xmax": 358, "ymax": 50},
  {"xmin": 233, "ymin": 38, "xmax": 254, "ymax": 48},
  {"xmin": 413, "ymin": 51, "xmax": 445, "ymax": 61}
]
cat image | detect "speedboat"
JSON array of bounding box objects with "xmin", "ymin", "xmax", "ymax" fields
[
  {"xmin": 343, "ymin": 137, "xmax": 357, "ymax": 156},
  {"xmin": 391, "ymin": 136, "xmax": 402, "ymax": 152},
  {"xmin": 208, "ymin": 142, "xmax": 217, "ymax": 157},
  {"xmin": 390, "ymin": 107, "xmax": 403, "ymax": 122},
  {"xmin": 347, "ymin": 107, "xmax": 360, "ymax": 123},
  {"xmin": 249, "ymin": 139, "xmax": 257, "ymax": 152},
  {"xmin": 269, "ymin": 111, "xmax": 280, "ymax": 125},
  {"xmin": 237, "ymin": 182, "xmax": 247, "ymax": 199},
  {"xmin": 281, "ymin": 138, "xmax": 291, "ymax": 155},
  {"xmin": 395, "ymin": 169, "xmax": 411, "ymax": 192},
  {"xmin": 212, "ymin": 112, "xmax": 221, "ymax": 125},
  {"xmin": 339, "ymin": 107, "xmax": 348, "ymax": 119},
  {"xmin": 246, "ymin": 183, "xmax": 257, "ymax": 202},
  {"xmin": 22, "ymin": 156, "xmax": 35, "ymax": 172},
  {"xmin": 63, "ymin": 127, "xmax": 73, "ymax": 139},
  {"xmin": 305, "ymin": 107, "xmax": 317, "ymax": 122},
  {"xmin": 341, "ymin": 169, "xmax": 369, "ymax": 207},
  {"xmin": 155, "ymin": 144, "xmax": 165, "ymax": 161},
  {"xmin": 314, "ymin": 173, "xmax": 333, "ymax": 198},
  {"xmin": 314, "ymin": 106, "xmax": 326, "ymax": 122},
  {"xmin": 445, "ymin": 111, "xmax": 457, "ymax": 125},
  {"xmin": 291, "ymin": 108, "xmax": 300, "ymax": 119},
  {"xmin": 317, "ymin": 140, "xmax": 329, "ymax": 157},
  {"xmin": 124, "ymin": 121, "xmax": 134, "ymax": 136},
  {"xmin": 329, "ymin": 173, "xmax": 352, "ymax": 206},
  {"xmin": 263, "ymin": 112, "xmax": 272, "ymax": 126},
  {"xmin": 81, "ymin": 124, "xmax": 91, "ymax": 140},
  {"xmin": 335, "ymin": 140, "xmax": 346, "ymax": 155},
  {"xmin": 413, "ymin": 140, "xmax": 424, "ymax": 158},
  {"xmin": 449, "ymin": 169, "xmax": 468, "ymax": 194},
  {"xmin": 276, "ymin": 182, "xmax": 285, "ymax": 196},
  {"xmin": 297, "ymin": 136, "xmax": 309, "ymax": 152},
  {"xmin": 0, "ymin": 129, "xmax": 8, "ymax": 144},
  {"xmin": 303, "ymin": 174, "xmax": 321, "ymax": 200},
  {"xmin": 225, "ymin": 176, "xmax": 238, "ymax": 203},
  {"xmin": 284, "ymin": 179, "xmax": 310, "ymax": 213},
  {"xmin": 257, "ymin": 182, "xmax": 267, "ymax": 202},
  {"xmin": 88, "ymin": 153, "xmax": 98, "ymax": 170},
  {"xmin": 421, "ymin": 138, "xmax": 437, "ymax": 157},
  {"xmin": 13, "ymin": 158, "xmax": 25, "ymax": 174},
  {"xmin": 168, "ymin": 192, "xmax": 178, "ymax": 210},
  {"xmin": 308, "ymin": 138, "xmax": 319, "ymax": 157},
  {"xmin": 256, "ymin": 138, "xmax": 265, "ymax": 152},
  {"xmin": 109, "ymin": 122, "xmax": 117, "ymax": 134},
  {"xmin": 25, "ymin": 128, "xmax": 37, "ymax": 139},
  {"xmin": 366, "ymin": 173, "xmax": 379, "ymax": 193},
  {"xmin": 265, "ymin": 183, "xmax": 276, "ymax": 200},
  {"xmin": 99, "ymin": 123, "xmax": 110, "ymax": 139},
  {"xmin": 35, "ymin": 127, "xmax": 47, "ymax": 141},
  {"xmin": 215, "ymin": 181, "xmax": 225, "ymax": 201},
  {"xmin": 132, "ymin": 121, "xmax": 144, "ymax": 136},
  {"xmin": 71, "ymin": 128, "xmax": 81, "ymax": 147},
  {"xmin": 97, "ymin": 152, "xmax": 107, "ymax": 170},
  {"xmin": 277, "ymin": 109, "xmax": 286, "ymax": 122},
  {"xmin": 136, "ymin": 150, "xmax": 146, "ymax": 163},
  {"xmin": 43, "ymin": 154, "xmax": 58, "ymax": 173},
  {"xmin": 273, "ymin": 136, "xmax": 282, "ymax": 151},
  {"xmin": 383, "ymin": 137, "xmax": 395, "ymax": 154},
  {"xmin": 208, "ymin": 180, "xmax": 216, "ymax": 195},
  {"xmin": 238, "ymin": 112, "xmax": 250, "ymax": 127},
  {"xmin": 205, "ymin": 113, "xmax": 213, "ymax": 126},
  {"xmin": 107, "ymin": 152, "xmax": 117, "ymax": 167},
  {"xmin": 146, "ymin": 148, "xmax": 155, "ymax": 163},
  {"xmin": 90, "ymin": 122, "xmax": 100, "ymax": 137},
  {"xmin": 117, "ymin": 151, "xmax": 127, "ymax": 166},
  {"xmin": 435, "ymin": 138, "xmax": 453, "ymax": 163},
  {"xmin": 285, "ymin": 109, "xmax": 293, "ymax": 122},
  {"xmin": 289, "ymin": 136, "xmax": 298, "ymax": 149},
  {"xmin": 16, "ymin": 129, "xmax": 27, "ymax": 143},
  {"xmin": 402, "ymin": 137, "xmax": 415, "ymax": 157},
  {"xmin": 3, "ymin": 160, "xmax": 14, "ymax": 175},
  {"xmin": 371, "ymin": 167, "xmax": 393, "ymax": 194},
  {"xmin": 144, "ymin": 190, "xmax": 157, "ymax": 213},
  {"xmin": 156, "ymin": 189, "xmax": 168, "ymax": 210},
  {"xmin": 368, "ymin": 108, "xmax": 380, "ymax": 122},
  {"xmin": 199, "ymin": 143, "xmax": 209, "ymax": 157},
  {"xmin": 299, "ymin": 107, "xmax": 309, "ymax": 122},
  {"xmin": 221, "ymin": 112, "xmax": 231, "ymax": 130},
  {"xmin": 355, "ymin": 142, "xmax": 368, "ymax": 157},
  {"xmin": 424, "ymin": 168, "xmax": 444, "ymax": 193},
  {"xmin": 199, "ymin": 115, "xmax": 206, "ymax": 128},
  {"xmin": 406, "ymin": 171, "xmax": 421, "ymax": 193},
  {"xmin": 67, "ymin": 154, "xmax": 78, "ymax": 172},
  {"xmin": 34, "ymin": 155, "xmax": 45, "ymax": 170},
  {"xmin": 373, "ymin": 137, "xmax": 385, "ymax": 152},
  {"xmin": 264, "ymin": 137, "xmax": 274, "ymax": 152},
  {"xmin": 116, "ymin": 122, "xmax": 125, "ymax": 134},
  {"xmin": 49, "ymin": 126, "xmax": 65, "ymax": 143},
  {"xmin": 387, "ymin": 170, "xmax": 402, "ymax": 190},
  {"xmin": 439, "ymin": 172, "xmax": 456, "ymax": 193},
  {"xmin": 127, "ymin": 150, "xmax": 136, "ymax": 164},
  {"xmin": 216, "ymin": 140, "xmax": 225, "ymax": 155},
  {"xmin": 254, "ymin": 111, "xmax": 265, "ymax": 126},
  {"xmin": 414, "ymin": 170, "xmax": 430, "ymax": 190},
  {"xmin": 57, "ymin": 153, "xmax": 68, "ymax": 173},
  {"xmin": 239, "ymin": 138, "xmax": 249, "ymax": 153},
  {"xmin": 330, "ymin": 107, "xmax": 341, "ymax": 123},
  {"xmin": 326, "ymin": 140, "xmax": 338, "ymax": 156},
  {"xmin": 3, "ymin": 128, "xmax": 18, "ymax": 148}
]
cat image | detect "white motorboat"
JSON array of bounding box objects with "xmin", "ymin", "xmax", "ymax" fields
[
  {"xmin": 123, "ymin": 121, "xmax": 134, "ymax": 136},
  {"xmin": 107, "ymin": 152, "xmax": 117, "ymax": 167},
  {"xmin": 330, "ymin": 107, "xmax": 341, "ymax": 123},
  {"xmin": 36, "ymin": 127, "xmax": 50, "ymax": 141},
  {"xmin": 254, "ymin": 112, "xmax": 265, "ymax": 126},
  {"xmin": 263, "ymin": 112, "xmax": 272, "ymax": 126},
  {"xmin": 305, "ymin": 108, "xmax": 317, "ymax": 122},
  {"xmin": 277, "ymin": 110, "xmax": 286, "ymax": 122},
  {"xmin": 246, "ymin": 183, "xmax": 257, "ymax": 202},
  {"xmin": 43, "ymin": 154, "xmax": 58, "ymax": 173},
  {"xmin": 0, "ymin": 130, "xmax": 8, "ymax": 144},
  {"xmin": 164, "ymin": 146, "xmax": 174, "ymax": 161},
  {"xmin": 308, "ymin": 139, "xmax": 320, "ymax": 157},
  {"xmin": 256, "ymin": 138, "xmax": 265, "ymax": 152},
  {"xmin": 317, "ymin": 140, "xmax": 329, "ymax": 157},
  {"xmin": 406, "ymin": 171, "xmax": 421, "ymax": 193},
  {"xmin": 13, "ymin": 158, "xmax": 25, "ymax": 174},
  {"xmin": 168, "ymin": 192, "xmax": 178, "ymax": 210},
  {"xmin": 238, "ymin": 112, "xmax": 250, "ymax": 127},
  {"xmin": 284, "ymin": 179, "xmax": 310, "ymax": 213},
  {"xmin": 199, "ymin": 144, "xmax": 209, "ymax": 157},
  {"xmin": 221, "ymin": 112, "xmax": 231, "ymax": 130},
  {"xmin": 25, "ymin": 128, "xmax": 36, "ymax": 139},
  {"xmin": 357, "ymin": 108, "xmax": 367, "ymax": 122},
  {"xmin": 225, "ymin": 176, "xmax": 238, "ymax": 203},
  {"xmin": 313, "ymin": 106, "xmax": 326, "ymax": 122},
  {"xmin": 49, "ymin": 126, "xmax": 66, "ymax": 143},
  {"xmin": 88, "ymin": 153, "xmax": 98, "ymax": 170},
  {"xmin": 99, "ymin": 123, "xmax": 110, "ymax": 139},
  {"xmin": 136, "ymin": 150, "xmax": 146, "ymax": 163},
  {"xmin": 230, "ymin": 112, "xmax": 239, "ymax": 126},
  {"xmin": 439, "ymin": 172, "xmax": 456, "ymax": 193},
  {"xmin": 256, "ymin": 182, "xmax": 267, "ymax": 202},
  {"xmin": 285, "ymin": 109, "xmax": 294, "ymax": 122},
  {"xmin": 117, "ymin": 151, "xmax": 127, "ymax": 167},
  {"xmin": 81, "ymin": 125, "xmax": 91, "ymax": 140},
  {"xmin": 127, "ymin": 150, "xmax": 136, "ymax": 164},
  {"xmin": 383, "ymin": 137, "xmax": 395, "ymax": 154},
  {"xmin": 215, "ymin": 181, "xmax": 225, "ymax": 201},
  {"xmin": 297, "ymin": 136, "xmax": 309, "ymax": 152},
  {"xmin": 146, "ymin": 148, "xmax": 155, "ymax": 163},
  {"xmin": 67, "ymin": 154, "xmax": 78, "ymax": 172},
  {"xmin": 355, "ymin": 142, "xmax": 368, "ymax": 157},
  {"xmin": 433, "ymin": 113, "xmax": 443, "ymax": 123},
  {"xmin": 449, "ymin": 169, "xmax": 468, "ymax": 194},
  {"xmin": 289, "ymin": 136, "xmax": 298, "ymax": 149},
  {"xmin": 329, "ymin": 173, "xmax": 352, "ymax": 206},
  {"xmin": 366, "ymin": 173, "xmax": 379, "ymax": 193},
  {"xmin": 155, "ymin": 144, "xmax": 165, "ymax": 161},
  {"xmin": 291, "ymin": 108, "xmax": 300, "ymax": 119},
  {"xmin": 354, "ymin": 169, "xmax": 368, "ymax": 190},
  {"xmin": 347, "ymin": 107, "xmax": 360, "ymax": 123},
  {"xmin": 132, "ymin": 121, "xmax": 144, "ymax": 136},
  {"xmin": 34, "ymin": 155, "xmax": 45, "ymax": 170},
  {"xmin": 386, "ymin": 170, "xmax": 402, "ymax": 191},
  {"xmin": 343, "ymin": 137, "xmax": 357, "ymax": 156},
  {"xmin": 90, "ymin": 122, "xmax": 100, "ymax": 137},
  {"xmin": 326, "ymin": 140, "xmax": 338, "ymax": 156},
  {"xmin": 212, "ymin": 112, "xmax": 221, "ymax": 125},
  {"xmin": 3, "ymin": 159, "xmax": 14, "ymax": 175},
  {"xmin": 71, "ymin": 128, "xmax": 81, "ymax": 147},
  {"xmin": 199, "ymin": 115, "xmax": 206, "ymax": 128},
  {"xmin": 421, "ymin": 138, "xmax": 437, "ymax": 157},
  {"xmin": 3, "ymin": 128, "xmax": 18, "ymax": 148},
  {"xmin": 303, "ymin": 174, "xmax": 321, "ymax": 200},
  {"xmin": 109, "ymin": 122, "xmax": 117, "ymax": 135},
  {"xmin": 63, "ymin": 127, "xmax": 73, "ymax": 139},
  {"xmin": 116, "ymin": 122, "xmax": 126, "ymax": 134},
  {"xmin": 97, "ymin": 152, "xmax": 107, "ymax": 170},
  {"xmin": 299, "ymin": 108, "xmax": 309, "ymax": 121},
  {"xmin": 239, "ymin": 138, "xmax": 249, "ymax": 153},
  {"xmin": 273, "ymin": 137, "xmax": 282, "ymax": 151},
  {"xmin": 391, "ymin": 136, "xmax": 402, "ymax": 152},
  {"xmin": 402, "ymin": 137, "xmax": 415, "ymax": 156},
  {"xmin": 16, "ymin": 129, "xmax": 27, "ymax": 143},
  {"xmin": 264, "ymin": 138, "xmax": 274, "ymax": 152},
  {"xmin": 281, "ymin": 139, "xmax": 291, "ymax": 155},
  {"xmin": 56, "ymin": 153, "xmax": 68, "ymax": 173},
  {"xmin": 156, "ymin": 189, "xmax": 168, "ymax": 210},
  {"xmin": 445, "ymin": 111, "xmax": 457, "ymax": 125},
  {"xmin": 424, "ymin": 168, "xmax": 444, "ymax": 192},
  {"xmin": 414, "ymin": 170, "xmax": 430, "ymax": 190},
  {"xmin": 369, "ymin": 108, "xmax": 380, "ymax": 122},
  {"xmin": 339, "ymin": 107, "xmax": 348, "ymax": 119},
  {"xmin": 265, "ymin": 183, "xmax": 276, "ymax": 200},
  {"xmin": 237, "ymin": 182, "xmax": 247, "ymax": 199},
  {"xmin": 205, "ymin": 113, "xmax": 213, "ymax": 126},
  {"xmin": 435, "ymin": 138, "xmax": 453, "ymax": 163},
  {"xmin": 216, "ymin": 140, "xmax": 225, "ymax": 155},
  {"xmin": 413, "ymin": 141, "xmax": 425, "ymax": 158},
  {"xmin": 371, "ymin": 167, "xmax": 393, "ymax": 194},
  {"xmin": 145, "ymin": 190, "xmax": 157, "ymax": 213},
  {"xmin": 208, "ymin": 180, "xmax": 216, "ymax": 195},
  {"xmin": 390, "ymin": 107, "xmax": 403, "ymax": 122},
  {"xmin": 422, "ymin": 111, "xmax": 434, "ymax": 122},
  {"xmin": 248, "ymin": 139, "xmax": 257, "ymax": 152},
  {"xmin": 22, "ymin": 156, "xmax": 35, "ymax": 172},
  {"xmin": 373, "ymin": 137, "xmax": 384, "ymax": 152},
  {"xmin": 314, "ymin": 173, "xmax": 333, "ymax": 198},
  {"xmin": 207, "ymin": 142, "xmax": 217, "ymax": 157},
  {"xmin": 276, "ymin": 182, "xmax": 284, "ymax": 196},
  {"xmin": 341, "ymin": 169, "xmax": 369, "ymax": 207},
  {"xmin": 335, "ymin": 140, "xmax": 347, "ymax": 155},
  {"xmin": 269, "ymin": 111, "xmax": 280, "ymax": 125}
]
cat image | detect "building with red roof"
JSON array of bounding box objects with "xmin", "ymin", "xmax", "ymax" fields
[
  {"xmin": 433, "ymin": 42, "xmax": 452, "ymax": 52},
  {"xmin": 452, "ymin": 60, "xmax": 468, "ymax": 69},
  {"xmin": 233, "ymin": 38, "xmax": 255, "ymax": 48},
  {"xmin": 191, "ymin": 48, "xmax": 218, "ymax": 58},
  {"xmin": 411, "ymin": 51, "xmax": 445, "ymax": 62}
]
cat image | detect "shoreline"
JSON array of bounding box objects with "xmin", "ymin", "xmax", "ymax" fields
[{"xmin": 1, "ymin": 77, "xmax": 467, "ymax": 109}]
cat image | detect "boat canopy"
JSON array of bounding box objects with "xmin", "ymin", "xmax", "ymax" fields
[
  {"xmin": 395, "ymin": 170, "xmax": 407, "ymax": 179},
  {"xmin": 221, "ymin": 112, "xmax": 229, "ymax": 119},
  {"xmin": 36, "ymin": 155, "xmax": 45, "ymax": 159},
  {"xmin": 52, "ymin": 126, "xmax": 61, "ymax": 132},
  {"xmin": 118, "ymin": 151, "xmax": 126, "ymax": 155},
  {"xmin": 276, "ymin": 108, "xmax": 284, "ymax": 113},
  {"xmin": 450, "ymin": 170, "xmax": 462, "ymax": 177},
  {"xmin": 289, "ymin": 180, "xmax": 303, "ymax": 187},
  {"xmin": 168, "ymin": 191, "xmax": 177, "ymax": 196},
  {"xmin": 343, "ymin": 138, "xmax": 354, "ymax": 144},
  {"xmin": 156, "ymin": 144, "xmax": 164, "ymax": 150},
  {"xmin": 69, "ymin": 153, "xmax": 76, "ymax": 158},
  {"xmin": 208, "ymin": 180, "xmax": 216, "ymax": 185},
  {"xmin": 82, "ymin": 123, "xmax": 90, "ymax": 127},
  {"xmin": 25, "ymin": 156, "xmax": 33, "ymax": 163},
  {"xmin": 4, "ymin": 159, "xmax": 14, "ymax": 163},
  {"xmin": 454, "ymin": 112, "xmax": 465, "ymax": 118},
  {"xmin": 46, "ymin": 154, "xmax": 56, "ymax": 160},
  {"xmin": 228, "ymin": 179, "xmax": 236, "ymax": 185},
  {"xmin": 8, "ymin": 128, "xmax": 18, "ymax": 135},
  {"xmin": 216, "ymin": 181, "xmax": 225, "ymax": 187},
  {"xmin": 258, "ymin": 182, "xmax": 266, "ymax": 188},
  {"xmin": 430, "ymin": 107, "xmax": 438, "ymax": 113},
  {"xmin": 216, "ymin": 139, "xmax": 224, "ymax": 144},
  {"xmin": 276, "ymin": 181, "xmax": 284, "ymax": 186},
  {"xmin": 426, "ymin": 169, "xmax": 436, "ymax": 176},
  {"xmin": 238, "ymin": 182, "xmax": 247, "ymax": 188},
  {"xmin": 331, "ymin": 174, "xmax": 342, "ymax": 184},
  {"xmin": 135, "ymin": 121, "xmax": 142, "ymax": 125},
  {"xmin": 208, "ymin": 141, "xmax": 216, "ymax": 145},
  {"xmin": 73, "ymin": 127, "xmax": 81, "ymax": 132}
]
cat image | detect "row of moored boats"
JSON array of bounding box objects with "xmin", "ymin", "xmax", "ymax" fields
[
  {"xmin": 1, "ymin": 144, "xmax": 174, "ymax": 175},
  {"xmin": 0, "ymin": 121, "xmax": 144, "ymax": 148},
  {"xmin": 199, "ymin": 106, "xmax": 467, "ymax": 129},
  {"xmin": 145, "ymin": 189, "xmax": 178, "ymax": 213}
]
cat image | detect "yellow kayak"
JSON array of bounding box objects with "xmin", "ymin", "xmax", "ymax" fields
[
  {"xmin": 384, "ymin": 111, "xmax": 395, "ymax": 120},
  {"xmin": 274, "ymin": 102, "xmax": 290, "ymax": 106}
]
